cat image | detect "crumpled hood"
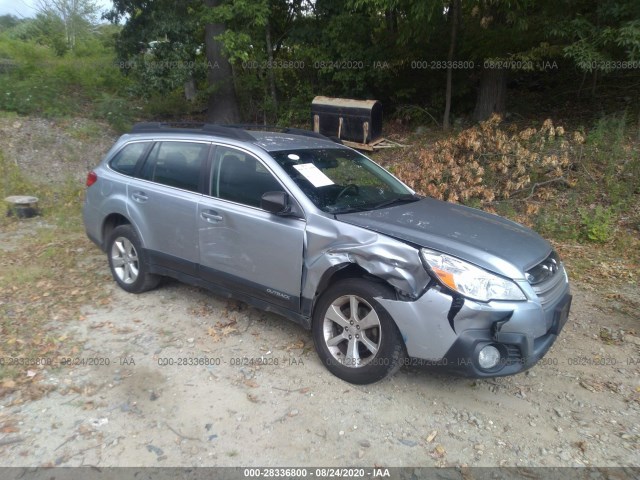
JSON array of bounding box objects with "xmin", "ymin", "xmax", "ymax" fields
[{"xmin": 336, "ymin": 197, "xmax": 552, "ymax": 280}]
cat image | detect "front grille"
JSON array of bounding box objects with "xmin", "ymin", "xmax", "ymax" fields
[{"xmin": 526, "ymin": 252, "xmax": 567, "ymax": 306}]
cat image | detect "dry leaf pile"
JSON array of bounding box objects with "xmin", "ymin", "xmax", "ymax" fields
[{"xmin": 393, "ymin": 115, "xmax": 579, "ymax": 205}]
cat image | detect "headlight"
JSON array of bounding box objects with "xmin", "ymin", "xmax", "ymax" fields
[{"xmin": 420, "ymin": 249, "xmax": 526, "ymax": 302}]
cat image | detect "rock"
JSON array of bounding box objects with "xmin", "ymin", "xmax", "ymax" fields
[
  {"xmin": 89, "ymin": 418, "xmax": 108, "ymax": 428},
  {"xmin": 359, "ymin": 440, "xmax": 371, "ymax": 448},
  {"xmin": 623, "ymin": 334, "xmax": 640, "ymax": 346},
  {"xmin": 187, "ymin": 338, "xmax": 195, "ymax": 344},
  {"xmin": 399, "ymin": 438, "xmax": 417, "ymax": 447},
  {"xmin": 339, "ymin": 430, "xmax": 345, "ymax": 436},
  {"xmin": 146, "ymin": 444, "xmax": 164, "ymax": 456},
  {"xmin": 289, "ymin": 409, "xmax": 299, "ymax": 417},
  {"xmin": 357, "ymin": 450, "xmax": 364, "ymax": 459},
  {"xmin": 559, "ymin": 450, "xmax": 572, "ymax": 461}
]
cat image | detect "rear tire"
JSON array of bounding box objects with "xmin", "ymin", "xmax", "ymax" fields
[
  {"xmin": 107, "ymin": 225, "xmax": 160, "ymax": 293},
  {"xmin": 312, "ymin": 278, "xmax": 406, "ymax": 384}
]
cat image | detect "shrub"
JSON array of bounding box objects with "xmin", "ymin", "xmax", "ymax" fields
[{"xmin": 579, "ymin": 205, "xmax": 616, "ymax": 243}]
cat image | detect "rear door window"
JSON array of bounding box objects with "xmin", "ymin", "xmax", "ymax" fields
[{"xmin": 141, "ymin": 141, "xmax": 210, "ymax": 193}]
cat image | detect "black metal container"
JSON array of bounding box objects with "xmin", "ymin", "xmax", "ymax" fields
[{"xmin": 311, "ymin": 96, "xmax": 382, "ymax": 144}]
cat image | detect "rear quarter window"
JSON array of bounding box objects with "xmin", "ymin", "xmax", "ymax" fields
[{"xmin": 109, "ymin": 142, "xmax": 149, "ymax": 176}]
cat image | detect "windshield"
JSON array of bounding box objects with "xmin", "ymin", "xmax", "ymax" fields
[{"xmin": 270, "ymin": 148, "xmax": 417, "ymax": 213}]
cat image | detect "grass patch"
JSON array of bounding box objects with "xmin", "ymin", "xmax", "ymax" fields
[
  {"xmin": 0, "ymin": 223, "xmax": 111, "ymax": 396},
  {"xmin": 0, "ymin": 148, "xmax": 111, "ymax": 398},
  {"xmin": 0, "ymin": 36, "xmax": 138, "ymax": 131},
  {"xmin": 0, "ymin": 148, "xmax": 87, "ymax": 230}
]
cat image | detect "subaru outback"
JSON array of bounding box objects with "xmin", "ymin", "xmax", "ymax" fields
[{"xmin": 83, "ymin": 123, "xmax": 571, "ymax": 384}]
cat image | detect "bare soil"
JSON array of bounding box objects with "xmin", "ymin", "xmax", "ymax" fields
[{"xmin": 0, "ymin": 117, "xmax": 638, "ymax": 468}]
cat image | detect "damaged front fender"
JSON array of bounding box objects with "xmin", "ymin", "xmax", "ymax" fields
[{"xmin": 302, "ymin": 214, "xmax": 431, "ymax": 306}]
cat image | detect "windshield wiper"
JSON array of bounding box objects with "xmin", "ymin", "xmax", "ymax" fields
[
  {"xmin": 369, "ymin": 194, "xmax": 421, "ymax": 210},
  {"xmin": 332, "ymin": 194, "xmax": 421, "ymax": 215},
  {"xmin": 331, "ymin": 205, "xmax": 371, "ymax": 214}
]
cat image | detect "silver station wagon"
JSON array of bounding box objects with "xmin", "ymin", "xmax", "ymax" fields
[{"xmin": 83, "ymin": 123, "xmax": 571, "ymax": 384}]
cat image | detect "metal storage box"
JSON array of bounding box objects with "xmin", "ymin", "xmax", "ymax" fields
[{"xmin": 311, "ymin": 96, "xmax": 382, "ymax": 145}]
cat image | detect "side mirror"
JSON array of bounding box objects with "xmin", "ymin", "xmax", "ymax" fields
[{"xmin": 261, "ymin": 191, "xmax": 291, "ymax": 215}]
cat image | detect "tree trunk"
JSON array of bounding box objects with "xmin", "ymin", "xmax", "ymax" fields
[
  {"xmin": 205, "ymin": 0, "xmax": 240, "ymax": 124},
  {"xmin": 184, "ymin": 76, "xmax": 197, "ymax": 102},
  {"xmin": 443, "ymin": 0, "xmax": 460, "ymax": 131},
  {"xmin": 265, "ymin": 19, "xmax": 278, "ymax": 115},
  {"xmin": 473, "ymin": 68, "xmax": 507, "ymax": 122},
  {"xmin": 385, "ymin": 8, "xmax": 397, "ymax": 33}
]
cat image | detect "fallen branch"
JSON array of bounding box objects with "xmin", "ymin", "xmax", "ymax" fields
[
  {"xmin": 0, "ymin": 436, "xmax": 25, "ymax": 447},
  {"xmin": 521, "ymin": 176, "xmax": 568, "ymax": 200},
  {"xmin": 55, "ymin": 433, "xmax": 78, "ymax": 451},
  {"xmin": 166, "ymin": 423, "xmax": 201, "ymax": 442}
]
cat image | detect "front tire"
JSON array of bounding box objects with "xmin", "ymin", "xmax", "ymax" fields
[
  {"xmin": 312, "ymin": 278, "xmax": 406, "ymax": 384},
  {"xmin": 107, "ymin": 225, "xmax": 160, "ymax": 293}
]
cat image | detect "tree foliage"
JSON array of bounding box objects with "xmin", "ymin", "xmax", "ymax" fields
[
  {"xmin": 36, "ymin": 0, "xmax": 101, "ymax": 52},
  {"xmin": 15, "ymin": 0, "xmax": 633, "ymax": 124},
  {"xmin": 550, "ymin": 0, "xmax": 640, "ymax": 70}
]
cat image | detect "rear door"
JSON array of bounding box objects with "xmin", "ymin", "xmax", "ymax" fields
[
  {"xmin": 197, "ymin": 145, "xmax": 305, "ymax": 311},
  {"xmin": 126, "ymin": 140, "xmax": 211, "ymax": 276}
]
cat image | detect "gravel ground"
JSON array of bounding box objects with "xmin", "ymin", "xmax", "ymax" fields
[
  {"xmin": 0, "ymin": 267, "xmax": 638, "ymax": 468},
  {"xmin": 0, "ymin": 116, "xmax": 638, "ymax": 469}
]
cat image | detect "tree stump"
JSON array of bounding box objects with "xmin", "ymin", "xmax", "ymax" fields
[{"xmin": 4, "ymin": 196, "xmax": 40, "ymax": 218}]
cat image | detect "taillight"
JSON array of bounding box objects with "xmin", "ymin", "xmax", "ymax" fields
[{"xmin": 86, "ymin": 171, "xmax": 98, "ymax": 187}]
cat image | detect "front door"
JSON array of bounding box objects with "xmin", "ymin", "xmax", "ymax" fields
[{"xmin": 197, "ymin": 145, "xmax": 305, "ymax": 311}]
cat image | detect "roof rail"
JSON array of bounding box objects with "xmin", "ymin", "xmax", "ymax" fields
[
  {"xmin": 130, "ymin": 122, "xmax": 343, "ymax": 145},
  {"xmin": 224, "ymin": 124, "xmax": 343, "ymax": 145},
  {"xmin": 131, "ymin": 122, "xmax": 255, "ymax": 141}
]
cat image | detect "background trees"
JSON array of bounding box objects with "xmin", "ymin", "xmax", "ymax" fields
[
  {"xmin": 36, "ymin": 0, "xmax": 101, "ymax": 52},
  {"xmin": 0, "ymin": 0, "xmax": 639, "ymax": 127},
  {"xmin": 0, "ymin": 0, "xmax": 637, "ymax": 276}
]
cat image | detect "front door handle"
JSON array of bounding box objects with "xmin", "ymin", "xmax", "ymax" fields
[{"xmin": 201, "ymin": 211, "xmax": 223, "ymax": 223}]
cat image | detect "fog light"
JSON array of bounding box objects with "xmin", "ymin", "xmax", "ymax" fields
[{"xmin": 478, "ymin": 345, "xmax": 501, "ymax": 369}]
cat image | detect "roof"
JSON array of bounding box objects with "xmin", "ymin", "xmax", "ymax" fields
[
  {"xmin": 129, "ymin": 122, "xmax": 344, "ymax": 153},
  {"xmin": 249, "ymin": 130, "xmax": 343, "ymax": 152}
]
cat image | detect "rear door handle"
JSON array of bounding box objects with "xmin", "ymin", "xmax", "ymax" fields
[
  {"xmin": 132, "ymin": 192, "xmax": 148, "ymax": 202},
  {"xmin": 201, "ymin": 211, "xmax": 223, "ymax": 223}
]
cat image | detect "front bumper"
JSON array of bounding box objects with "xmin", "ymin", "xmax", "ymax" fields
[
  {"xmin": 441, "ymin": 292, "xmax": 571, "ymax": 377},
  {"xmin": 376, "ymin": 281, "xmax": 571, "ymax": 378}
]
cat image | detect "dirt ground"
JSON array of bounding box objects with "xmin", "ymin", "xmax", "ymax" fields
[
  {"xmin": 0, "ymin": 226, "xmax": 638, "ymax": 468},
  {"xmin": 0, "ymin": 117, "xmax": 638, "ymax": 469}
]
